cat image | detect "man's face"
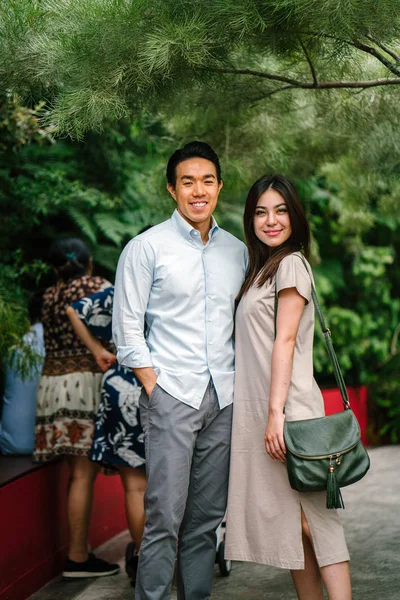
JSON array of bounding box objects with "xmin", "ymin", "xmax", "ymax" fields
[{"xmin": 167, "ymin": 158, "xmax": 223, "ymax": 231}]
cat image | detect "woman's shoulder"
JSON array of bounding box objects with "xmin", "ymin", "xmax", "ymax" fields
[
  {"xmin": 71, "ymin": 275, "xmax": 110, "ymax": 292},
  {"xmin": 79, "ymin": 274, "xmax": 109, "ymax": 286},
  {"xmin": 276, "ymin": 252, "xmax": 312, "ymax": 302},
  {"xmin": 58, "ymin": 275, "xmax": 110, "ymax": 305},
  {"xmin": 42, "ymin": 282, "xmax": 63, "ymax": 304},
  {"xmin": 278, "ymin": 251, "xmax": 310, "ymax": 271},
  {"xmin": 72, "ymin": 284, "xmax": 114, "ymax": 313},
  {"xmin": 43, "ymin": 284, "xmax": 57, "ymax": 298}
]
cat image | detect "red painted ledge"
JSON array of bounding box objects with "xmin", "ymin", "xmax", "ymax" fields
[{"xmin": 0, "ymin": 461, "xmax": 126, "ymax": 600}]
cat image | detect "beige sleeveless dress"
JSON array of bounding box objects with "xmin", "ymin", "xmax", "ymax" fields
[{"xmin": 225, "ymin": 253, "xmax": 349, "ymax": 569}]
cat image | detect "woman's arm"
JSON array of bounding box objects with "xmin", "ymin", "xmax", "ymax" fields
[
  {"xmin": 264, "ymin": 287, "xmax": 306, "ymax": 462},
  {"xmin": 66, "ymin": 306, "xmax": 117, "ymax": 372}
]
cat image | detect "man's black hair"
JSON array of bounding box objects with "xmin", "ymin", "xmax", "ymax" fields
[{"xmin": 166, "ymin": 141, "xmax": 221, "ymax": 187}]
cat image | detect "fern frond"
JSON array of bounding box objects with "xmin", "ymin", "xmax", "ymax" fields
[{"xmin": 67, "ymin": 207, "xmax": 97, "ymax": 243}]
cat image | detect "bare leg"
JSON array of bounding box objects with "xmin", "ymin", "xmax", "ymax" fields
[
  {"xmin": 119, "ymin": 466, "xmax": 146, "ymax": 553},
  {"xmin": 291, "ymin": 509, "xmax": 352, "ymax": 600},
  {"xmin": 321, "ymin": 561, "xmax": 352, "ymax": 600},
  {"xmin": 290, "ymin": 509, "xmax": 324, "ymax": 600},
  {"xmin": 66, "ymin": 455, "xmax": 100, "ymax": 562}
]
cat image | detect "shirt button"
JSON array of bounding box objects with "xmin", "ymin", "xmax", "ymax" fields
[
  {"xmin": 207, "ymin": 294, "xmax": 213, "ymax": 299},
  {"xmin": 209, "ymin": 341, "xmax": 213, "ymax": 345}
]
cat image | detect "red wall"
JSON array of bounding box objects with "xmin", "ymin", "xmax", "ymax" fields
[
  {"xmin": 322, "ymin": 386, "xmax": 368, "ymax": 445},
  {"xmin": 0, "ymin": 462, "xmax": 126, "ymax": 600}
]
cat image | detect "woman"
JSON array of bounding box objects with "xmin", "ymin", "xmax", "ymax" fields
[
  {"xmin": 225, "ymin": 175, "xmax": 352, "ymax": 599},
  {"xmin": 66, "ymin": 285, "xmax": 146, "ymax": 584},
  {"xmin": 0, "ymin": 291, "xmax": 45, "ymax": 455},
  {"xmin": 34, "ymin": 238, "xmax": 119, "ymax": 578}
]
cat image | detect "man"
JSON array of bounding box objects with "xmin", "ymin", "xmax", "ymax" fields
[{"xmin": 113, "ymin": 141, "xmax": 247, "ymax": 599}]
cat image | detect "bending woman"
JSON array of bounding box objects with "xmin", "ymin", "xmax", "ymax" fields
[
  {"xmin": 225, "ymin": 175, "xmax": 352, "ymax": 600},
  {"xmin": 67, "ymin": 285, "xmax": 146, "ymax": 585}
]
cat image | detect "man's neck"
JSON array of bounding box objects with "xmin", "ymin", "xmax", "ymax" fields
[
  {"xmin": 199, "ymin": 224, "xmax": 211, "ymax": 244},
  {"xmin": 177, "ymin": 210, "xmax": 213, "ymax": 244}
]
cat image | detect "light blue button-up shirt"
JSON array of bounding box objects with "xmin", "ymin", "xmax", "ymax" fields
[{"xmin": 112, "ymin": 209, "xmax": 248, "ymax": 409}]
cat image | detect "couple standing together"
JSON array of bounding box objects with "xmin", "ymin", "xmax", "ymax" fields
[{"xmin": 114, "ymin": 141, "xmax": 351, "ymax": 600}]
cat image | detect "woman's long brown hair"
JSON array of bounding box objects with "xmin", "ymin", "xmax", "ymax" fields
[{"xmin": 237, "ymin": 174, "xmax": 310, "ymax": 305}]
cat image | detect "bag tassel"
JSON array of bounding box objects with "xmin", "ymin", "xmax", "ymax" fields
[{"xmin": 326, "ymin": 464, "xmax": 345, "ymax": 509}]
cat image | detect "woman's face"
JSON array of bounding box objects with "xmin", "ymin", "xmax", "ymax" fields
[{"xmin": 253, "ymin": 188, "xmax": 292, "ymax": 248}]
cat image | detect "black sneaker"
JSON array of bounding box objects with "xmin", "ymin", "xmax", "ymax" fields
[{"xmin": 62, "ymin": 553, "xmax": 120, "ymax": 579}]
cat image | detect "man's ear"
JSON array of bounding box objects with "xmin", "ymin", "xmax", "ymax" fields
[
  {"xmin": 218, "ymin": 179, "xmax": 223, "ymax": 192},
  {"xmin": 167, "ymin": 183, "xmax": 177, "ymax": 201}
]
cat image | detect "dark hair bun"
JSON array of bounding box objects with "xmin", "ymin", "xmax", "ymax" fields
[{"xmin": 49, "ymin": 238, "xmax": 91, "ymax": 282}]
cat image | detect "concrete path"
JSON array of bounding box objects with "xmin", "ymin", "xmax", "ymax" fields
[{"xmin": 29, "ymin": 446, "xmax": 400, "ymax": 600}]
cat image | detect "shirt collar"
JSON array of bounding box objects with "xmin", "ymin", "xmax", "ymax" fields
[{"xmin": 171, "ymin": 209, "xmax": 219, "ymax": 242}]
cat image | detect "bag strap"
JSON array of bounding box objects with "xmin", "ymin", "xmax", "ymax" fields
[{"xmin": 274, "ymin": 254, "xmax": 351, "ymax": 410}]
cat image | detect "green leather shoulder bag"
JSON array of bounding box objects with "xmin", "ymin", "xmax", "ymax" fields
[{"xmin": 276, "ymin": 255, "xmax": 370, "ymax": 509}]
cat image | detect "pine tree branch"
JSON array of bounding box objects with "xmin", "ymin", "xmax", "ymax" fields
[
  {"xmin": 251, "ymin": 85, "xmax": 296, "ymax": 102},
  {"xmin": 249, "ymin": 85, "xmax": 296, "ymax": 106},
  {"xmin": 208, "ymin": 67, "xmax": 400, "ymax": 91},
  {"xmin": 298, "ymin": 31, "xmax": 400, "ymax": 77},
  {"xmin": 298, "ymin": 37, "xmax": 318, "ymax": 87},
  {"xmin": 350, "ymin": 40, "xmax": 400, "ymax": 77},
  {"xmin": 365, "ymin": 35, "xmax": 400, "ymax": 63},
  {"xmin": 208, "ymin": 68, "xmax": 304, "ymax": 87},
  {"xmin": 296, "ymin": 31, "xmax": 400, "ymax": 78}
]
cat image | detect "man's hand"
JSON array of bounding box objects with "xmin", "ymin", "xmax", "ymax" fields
[{"xmin": 133, "ymin": 366, "xmax": 158, "ymax": 398}]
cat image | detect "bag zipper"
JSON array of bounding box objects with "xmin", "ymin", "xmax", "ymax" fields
[{"xmin": 288, "ymin": 440, "xmax": 359, "ymax": 461}]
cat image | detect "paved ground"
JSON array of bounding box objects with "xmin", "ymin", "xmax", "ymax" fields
[{"xmin": 30, "ymin": 446, "xmax": 400, "ymax": 600}]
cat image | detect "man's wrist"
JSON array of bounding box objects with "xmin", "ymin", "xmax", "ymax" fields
[{"xmin": 133, "ymin": 366, "xmax": 157, "ymax": 394}]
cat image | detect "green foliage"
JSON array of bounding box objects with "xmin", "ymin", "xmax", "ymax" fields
[
  {"xmin": 2, "ymin": 0, "xmax": 400, "ymax": 135},
  {"xmin": 0, "ymin": 94, "xmax": 52, "ymax": 377},
  {"xmin": 307, "ymin": 175, "xmax": 399, "ymax": 390},
  {"xmin": 0, "ymin": 94, "xmax": 175, "ymax": 379},
  {"xmin": 0, "ymin": 252, "xmax": 48, "ymax": 380},
  {"xmin": 368, "ymin": 346, "xmax": 400, "ymax": 444}
]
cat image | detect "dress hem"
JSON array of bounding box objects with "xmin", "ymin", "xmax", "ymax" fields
[
  {"xmin": 224, "ymin": 551, "xmax": 305, "ymax": 570},
  {"xmin": 316, "ymin": 551, "xmax": 351, "ymax": 568},
  {"xmin": 33, "ymin": 446, "xmax": 90, "ymax": 462},
  {"xmin": 225, "ymin": 550, "xmax": 350, "ymax": 570}
]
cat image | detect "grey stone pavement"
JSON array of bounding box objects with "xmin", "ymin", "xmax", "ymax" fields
[{"xmin": 30, "ymin": 446, "xmax": 400, "ymax": 600}]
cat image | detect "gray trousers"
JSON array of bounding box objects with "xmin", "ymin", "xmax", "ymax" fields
[{"xmin": 135, "ymin": 380, "xmax": 233, "ymax": 600}]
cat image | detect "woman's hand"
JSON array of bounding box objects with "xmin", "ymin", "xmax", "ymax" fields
[
  {"xmin": 94, "ymin": 348, "xmax": 117, "ymax": 372},
  {"xmin": 67, "ymin": 305, "xmax": 116, "ymax": 371},
  {"xmin": 264, "ymin": 410, "xmax": 286, "ymax": 462}
]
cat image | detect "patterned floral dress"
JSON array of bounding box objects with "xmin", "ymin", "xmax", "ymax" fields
[
  {"xmin": 34, "ymin": 275, "xmax": 111, "ymax": 462},
  {"xmin": 72, "ymin": 287, "xmax": 145, "ymax": 470}
]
